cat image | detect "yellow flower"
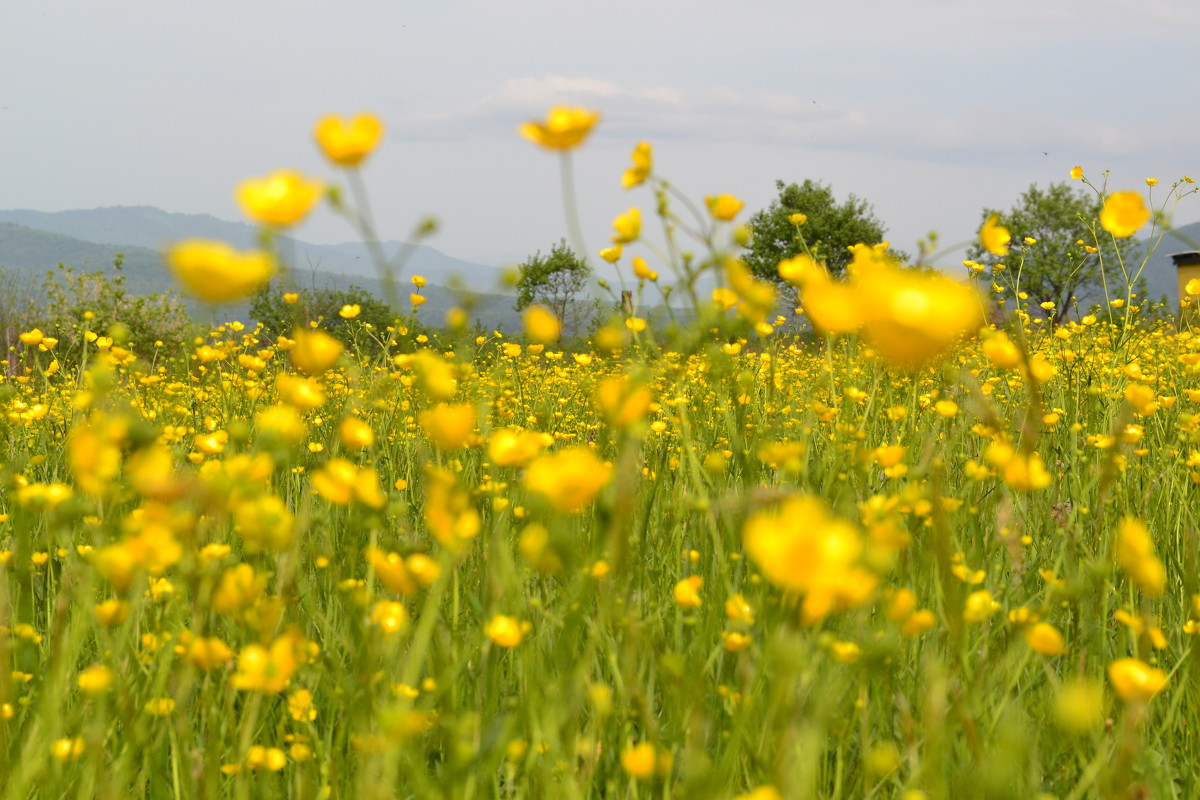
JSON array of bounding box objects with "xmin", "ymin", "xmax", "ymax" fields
[
  {"xmin": 1115, "ymin": 518, "xmax": 1166, "ymax": 596},
  {"xmin": 419, "ymin": 403, "xmax": 477, "ymax": 450},
  {"xmin": 519, "ymin": 106, "xmax": 601, "ymax": 151},
  {"xmin": 246, "ymin": 746, "xmax": 288, "ymax": 772},
  {"xmin": 370, "ymin": 600, "xmax": 409, "ymax": 635},
  {"xmin": 78, "ymin": 664, "xmax": 115, "ymax": 695},
  {"xmin": 524, "ymin": 448, "xmax": 612, "ymax": 513},
  {"xmin": 789, "ymin": 213, "xmax": 808, "ymax": 226},
  {"xmin": 1070, "ymin": 165, "xmax": 1084, "ymax": 180},
  {"xmin": 288, "ymin": 689, "xmax": 318, "ymax": 722},
  {"xmin": 743, "ymin": 495, "xmax": 876, "ymax": 624},
  {"xmin": 236, "ymin": 169, "xmax": 323, "ymax": 228},
  {"xmin": 620, "ymin": 743, "xmax": 657, "ymax": 780},
  {"xmin": 523, "ymin": 305, "xmax": 562, "ymax": 344},
  {"xmin": 144, "ymin": 698, "xmax": 176, "ymax": 716},
  {"xmin": 980, "ymin": 215, "xmax": 1011, "ymax": 256},
  {"xmin": 963, "ymin": 589, "xmax": 999, "ymax": 623},
  {"xmin": 599, "ymin": 245, "xmax": 622, "ymax": 263},
  {"xmin": 705, "ymin": 194, "xmax": 745, "ymax": 221},
  {"xmin": 290, "ymin": 329, "xmax": 344, "ymax": 375},
  {"xmin": 366, "ymin": 546, "xmax": 417, "ymax": 596},
  {"xmin": 631, "ymin": 257, "xmax": 658, "ymax": 281},
  {"xmin": 485, "ymin": 614, "xmax": 523, "ymax": 648},
  {"xmin": 312, "ymin": 459, "xmax": 386, "ymax": 509},
  {"xmin": 611, "ymin": 207, "xmax": 641, "ymax": 243},
  {"xmin": 314, "ymin": 113, "xmax": 385, "ymax": 167},
  {"xmin": 51, "ymin": 738, "xmax": 85, "ymax": 762},
  {"xmin": 673, "ymin": 576, "xmax": 703, "ymax": 610},
  {"xmin": 231, "ymin": 629, "xmax": 307, "ymax": 693},
  {"xmin": 1145, "ymin": 177, "xmax": 1159, "ymax": 187},
  {"xmin": 18, "ymin": 328, "xmax": 43, "ymax": 346},
  {"xmin": 487, "ymin": 428, "xmax": 546, "ymax": 467},
  {"xmin": 166, "ymin": 240, "xmax": 276, "ymax": 303},
  {"xmin": 1025, "ymin": 622, "xmax": 1065, "ymax": 656},
  {"xmin": 622, "ymin": 141, "xmax": 652, "ymax": 188},
  {"xmin": 339, "ymin": 416, "xmax": 375, "ymax": 450},
  {"xmin": 339, "ymin": 304, "xmax": 361, "ymax": 319},
  {"xmin": 1100, "ymin": 191, "xmax": 1150, "ymax": 238},
  {"xmin": 1108, "ymin": 657, "xmax": 1168, "ymax": 703},
  {"xmin": 410, "ymin": 293, "xmax": 426, "ymax": 307}
]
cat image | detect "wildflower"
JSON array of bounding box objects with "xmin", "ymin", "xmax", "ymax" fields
[
  {"xmin": 246, "ymin": 746, "xmax": 288, "ymax": 771},
  {"xmin": 236, "ymin": 169, "xmax": 322, "ymax": 228},
  {"xmin": 424, "ymin": 468, "xmax": 481, "ymax": 551},
  {"xmin": 1025, "ymin": 622, "xmax": 1065, "ymax": 656},
  {"xmin": 1070, "ymin": 166, "xmax": 1084, "ymax": 180},
  {"xmin": 51, "ymin": 738, "xmax": 85, "ymax": 762},
  {"xmin": 705, "ymin": 194, "xmax": 745, "ymax": 221},
  {"xmin": 339, "ymin": 416, "xmax": 375, "ymax": 450},
  {"xmin": 77, "ymin": 664, "xmax": 115, "ymax": 695},
  {"xmin": 233, "ymin": 494, "xmax": 295, "ymax": 553},
  {"xmin": 1146, "ymin": 177, "xmax": 1159, "ymax": 187},
  {"xmin": 620, "ymin": 742, "xmax": 657, "ymax": 780},
  {"xmin": 166, "ymin": 240, "xmax": 276, "ymax": 303},
  {"xmin": 290, "ymin": 329, "xmax": 344, "ymax": 375},
  {"xmin": 144, "ymin": 698, "xmax": 176, "ymax": 716},
  {"xmin": 1100, "ymin": 191, "xmax": 1150, "ymax": 238},
  {"xmin": 288, "ymin": 689, "xmax": 317, "ymax": 722},
  {"xmin": 419, "ymin": 403, "xmax": 477, "ymax": 450},
  {"xmin": 314, "ymin": 113, "xmax": 385, "ymax": 167},
  {"xmin": 980, "ymin": 215, "xmax": 1011, "ymax": 256},
  {"xmin": 485, "ymin": 615, "xmax": 523, "ymax": 648},
  {"xmin": 1115, "ymin": 518, "xmax": 1166, "ymax": 596},
  {"xmin": 743, "ymin": 495, "xmax": 876, "ymax": 624},
  {"xmin": 524, "ymin": 448, "xmax": 612, "ymax": 513},
  {"xmin": 673, "ymin": 576, "xmax": 702, "ymax": 610},
  {"xmin": 370, "ymin": 600, "xmax": 409, "ymax": 635},
  {"xmin": 622, "ymin": 141, "xmax": 652, "ymax": 188},
  {"xmin": 365, "ymin": 546, "xmax": 417, "ymax": 596},
  {"xmin": 631, "ymin": 257, "xmax": 658, "ymax": 281},
  {"xmin": 1108, "ymin": 657, "xmax": 1168, "ymax": 703},
  {"xmin": 611, "ymin": 207, "xmax": 641, "ymax": 243},
  {"xmin": 312, "ymin": 459, "xmax": 387, "ymax": 509},
  {"xmin": 523, "ymin": 305, "xmax": 561, "ymax": 344},
  {"xmin": 487, "ymin": 428, "xmax": 545, "ymax": 467},
  {"xmin": 231, "ymin": 629, "xmax": 307, "ymax": 693},
  {"xmin": 963, "ymin": 590, "xmax": 1000, "ymax": 623},
  {"xmin": 519, "ymin": 106, "xmax": 600, "ymax": 151},
  {"xmin": 599, "ymin": 245, "xmax": 622, "ymax": 262}
]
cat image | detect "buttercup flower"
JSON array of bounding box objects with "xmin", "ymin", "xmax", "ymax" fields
[
  {"xmin": 166, "ymin": 240, "xmax": 276, "ymax": 303},
  {"xmin": 236, "ymin": 169, "xmax": 323, "ymax": 228},
  {"xmin": 1100, "ymin": 191, "xmax": 1150, "ymax": 238},
  {"xmin": 980, "ymin": 215, "xmax": 1011, "ymax": 256},
  {"xmin": 519, "ymin": 106, "xmax": 600, "ymax": 151},
  {"xmin": 314, "ymin": 113, "xmax": 385, "ymax": 167}
]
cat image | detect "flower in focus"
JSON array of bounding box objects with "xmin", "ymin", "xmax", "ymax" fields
[
  {"xmin": 236, "ymin": 169, "xmax": 323, "ymax": 228},
  {"xmin": 519, "ymin": 106, "xmax": 600, "ymax": 151},
  {"xmin": 1070, "ymin": 166, "xmax": 1084, "ymax": 180},
  {"xmin": 339, "ymin": 304, "xmax": 361, "ymax": 319},
  {"xmin": 166, "ymin": 240, "xmax": 276, "ymax": 303},
  {"xmin": 980, "ymin": 215, "xmax": 1011, "ymax": 256},
  {"xmin": 622, "ymin": 141, "xmax": 652, "ymax": 188},
  {"xmin": 1100, "ymin": 191, "xmax": 1151, "ymax": 238},
  {"xmin": 314, "ymin": 113, "xmax": 385, "ymax": 167}
]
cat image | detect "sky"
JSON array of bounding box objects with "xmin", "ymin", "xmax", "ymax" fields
[{"xmin": 3, "ymin": 0, "xmax": 1199, "ymax": 277}]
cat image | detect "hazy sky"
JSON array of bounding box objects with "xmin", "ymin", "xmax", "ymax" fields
[{"xmin": 3, "ymin": 0, "xmax": 1199, "ymax": 273}]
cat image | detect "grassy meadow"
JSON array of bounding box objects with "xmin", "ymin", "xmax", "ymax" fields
[{"xmin": 1, "ymin": 110, "xmax": 1199, "ymax": 799}]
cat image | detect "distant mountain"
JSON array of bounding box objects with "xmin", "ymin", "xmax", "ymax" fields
[
  {"xmin": 1138, "ymin": 221, "xmax": 1200, "ymax": 307},
  {"xmin": 0, "ymin": 206, "xmax": 506, "ymax": 292},
  {"xmin": 0, "ymin": 220, "xmax": 523, "ymax": 331}
]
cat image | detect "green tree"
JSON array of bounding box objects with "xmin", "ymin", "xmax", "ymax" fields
[
  {"xmin": 967, "ymin": 182, "xmax": 1140, "ymax": 323},
  {"xmin": 251, "ymin": 283, "xmax": 398, "ymax": 349},
  {"xmin": 514, "ymin": 239, "xmax": 592, "ymax": 337},
  {"xmin": 742, "ymin": 179, "xmax": 895, "ymax": 283}
]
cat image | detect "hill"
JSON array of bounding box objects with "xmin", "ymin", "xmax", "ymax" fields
[
  {"xmin": 0, "ymin": 221, "xmax": 523, "ymax": 331},
  {"xmin": 0, "ymin": 206, "xmax": 506, "ymax": 292},
  {"xmin": 1138, "ymin": 221, "xmax": 1200, "ymax": 307}
]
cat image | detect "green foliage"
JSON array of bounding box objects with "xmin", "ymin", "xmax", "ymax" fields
[
  {"xmin": 967, "ymin": 182, "xmax": 1142, "ymax": 322},
  {"xmin": 514, "ymin": 239, "xmax": 592, "ymax": 336},
  {"xmin": 742, "ymin": 179, "xmax": 894, "ymax": 282},
  {"xmin": 37, "ymin": 258, "xmax": 194, "ymax": 363},
  {"xmin": 250, "ymin": 282, "xmax": 397, "ymax": 344}
]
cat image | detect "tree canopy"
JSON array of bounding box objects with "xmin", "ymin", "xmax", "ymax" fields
[
  {"xmin": 514, "ymin": 239, "xmax": 592, "ymax": 338},
  {"xmin": 966, "ymin": 182, "xmax": 1140, "ymax": 322},
  {"xmin": 742, "ymin": 179, "xmax": 894, "ymax": 284}
]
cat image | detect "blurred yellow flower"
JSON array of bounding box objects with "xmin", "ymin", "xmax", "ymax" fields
[
  {"xmin": 339, "ymin": 304, "xmax": 361, "ymax": 319},
  {"xmin": 524, "ymin": 448, "xmax": 611, "ymax": 513},
  {"xmin": 314, "ymin": 113, "xmax": 385, "ymax": 167},
  {"xmin": 1025, "ymin": 622, "xmax": 1065, "ymax": 656},
  {"xmin": 420, "ymin": 403, "xmax": 477, "ymax": 450},
  {"xmin": 1108, "ymin": 657, "xmax": 1168, "ymax": 703},
  {"xmin": 705, "ymin": 194, "xmax": 745, "ymax": 221},
  {"xmin": 290, "ymin": 329, "xmax": 344, "ymax": 375},
  {"xmin": 622, "ymin": 141, "xmax": 652, "ymax": 188},
  {"xmin": 485, "ymin": 614, "xmax": 523, "ymax": 647},
  {"xmin": 611, "ymin": 207, "xmax": 641, "ymax": 243},
  {"xmin": 1115, "ymin": 518, "xmax": 1166, "ymax": 596},
  {"xmin": 980, "ymin": 215, "xmax": 1011, "ymax": 257},
  {"xmin": 519, "ymin": 106, "xmax": 600, "ymax": 151},
  {"xmin": 1100, "ymin": 191, "xmax": 1150, "ymax": 238},
  {"xmin": 166, "ymin": 240, "xmax": 276, "ymax": 303},
  {"xmin": 523, "ymin": 305, "xmax": 561, "ymax": 344},
  {"xmin": 673, "ymin": 576, "xmax": 703, "ymax": 609},
  {"xmin": 631, "ymin": 257, "xmax": 658, "ymax": 281},
  {"xmin": 236, "ymin": 169, "xmax": 322, "ymax": 228}
]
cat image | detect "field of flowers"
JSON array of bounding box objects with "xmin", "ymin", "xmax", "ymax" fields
[{"xmin": 2, "ymin": 109, "xmax": 1200, "ymax": 799}]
